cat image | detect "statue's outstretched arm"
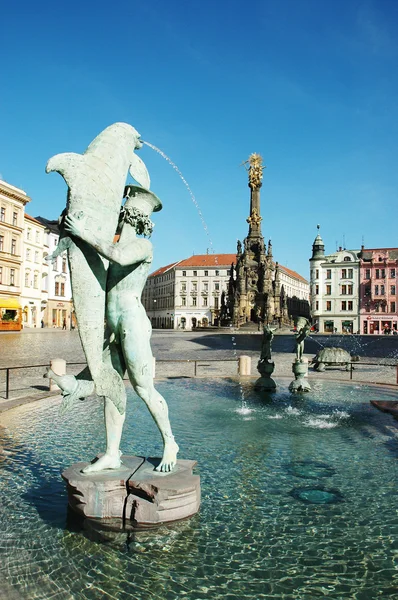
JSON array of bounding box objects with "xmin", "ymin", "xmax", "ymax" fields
[{"xmin": 64, "ymin": 214, "xmax": 152, "ymax": 267}]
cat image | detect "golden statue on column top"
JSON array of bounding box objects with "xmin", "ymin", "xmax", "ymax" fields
[{"xmin": 242, "ymin": 153, "xmax": 265, "ymax": 189}]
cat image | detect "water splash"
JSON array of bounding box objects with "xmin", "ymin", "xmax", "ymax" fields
[
  {"xmin": 144, "ymin": 141, "xmax": 247, "ymax": 410},
  {"xmin": 143, "ymin": 141, "xmax": 215, "ymax": 254}
]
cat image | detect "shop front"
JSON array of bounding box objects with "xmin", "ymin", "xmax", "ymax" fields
[
  {"xmin": 342, "ymin": 320, "xmax": 354, "ymax": 334},
  {"xmin": 44, "ymin": 300, "xmax": 73, "ymax": 328},
  {"xmin": 0, "ymin": 298, "xmax": 23, "ymax": 331},
  {"xmin": 362, "ymin": 315, "xmax": 398, "ymax": 334},
  {"xmin": 324, "ymin": 320, "xmax": 334, "ymax": 333}
]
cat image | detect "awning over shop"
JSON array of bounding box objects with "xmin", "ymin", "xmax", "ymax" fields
[{"xmin": 0, "ymin": 298, "xmax": 22, "ymax": 309}]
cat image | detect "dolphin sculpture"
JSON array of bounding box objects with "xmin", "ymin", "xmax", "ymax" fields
[{"xmin": 46, "ymin": 122, "xmax": 149, "ymax": 413}]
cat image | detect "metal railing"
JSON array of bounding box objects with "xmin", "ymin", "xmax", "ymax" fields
[{"xmin": 0, "ymin": 359, "xmax": 239, "ymax": 400}]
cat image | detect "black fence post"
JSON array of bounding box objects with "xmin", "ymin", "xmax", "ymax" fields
[{"xmin": 5, "ymin": 368, "xmax": 10, "ymax": 400}]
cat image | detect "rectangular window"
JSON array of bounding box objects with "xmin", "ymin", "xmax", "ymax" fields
[
  {"xmin": 34, "ymin": 251, "xmax": 39, "ymax": 263},
  {"xmin": 348, "ymin": 301, "xmax": 353, "ymax": 310},
  {"xmin": 204, "ymin": 270, "xmax": 208, "ymax": 276},
  {"xmin": 348, "ymin": 269, "xmax": 353, "ymax": 278},
  {"xmin": 10, "ymin": 269, "xmax": 15, "ymax": 285},
  {"xmin": 315, "ymin": 284, "xmax": 319, "ymax": 295},
  {"xmin": 391, "ymin": 302, "xmax": 396, "ymax": 313},
  {"xmin": 365, "ymin": 269, "xmax": 371, "ymax": 279},
  {"xmin": 192, "ymin": 297, "xmax": 197, "ymax": 307},
  {"xmin": 316, "ymin": 269, "xmax": 319, "ymax": 278},
  {"xmin": 181, "ymin": 282, "xmax": 186, "ymax": 291},
  {"xmin": 181, "ymin": 296, "xmax": 186, "ymax": 306},
  {"xmin": 391, "ymin": 285, "xmax": 396, "ymax": 295},
  {"xmin": 341, "ymin": 269, "xmax": 347, "ymax": 279},
  {"xmin": 391, "ymin": 269, "xmax": 396, "ymax": 278},
  {"xmin": 60, "ymin": 283, "xmax": 65, "ymax": 296},
  {"xmin": 315, "ymin": 301, "xmax": 319, "ymax": 310},
  {"xmin": 35, "ymin": 231, "xmax": 40, "ymax": 243},
  {"xmin": 62, "ymin": 258, "xmax": 67, "ymax": 273},
  {"xmin": 381, "ymin": 285, "xmax": 385, "ymax": 295},
  {"xmin": 326, "ymin": 269, "xmax": 331, "ymax": 279},
  {"xmin": 182, "ymin": 271, "xmax": 186, "ymax": 277},
  {"xmin": 381, "ymin": 269, "xmax": 386, "ymax": 278},
  {"xmin": 342, "ymin": 285, "xmax": 347, "ymax": 295},
  {"xmin": 326, "ymin": 285, "xmax": 331, "ymax": 295},
  {"xmin": 192, "ymin": 282, "xmax": 197, "ymax": 291},
  {"xmin": 376, "ymin": 269, "xmax": 380, "ymax": 279},
  {"xmin": 375, "ymin": 304, "xmax": 379, "ymax": 312},
  {"xmin": 214, "ymin": 297, "xmax": 219, "ymax": 309},
  {"xmin": 348, "ymin": 284, "xmax": 353, "ymax": 295},
  {"xmin": 53, "ymin": 259, "xmax": 57, "ymax": 272},
  {"xmin": 55, "ymin": 282, "xmax": 59, "ymax": 295},
  {"xmin": 215, "ymin": 270, "xmax": 219, "ymax": 276},
  {"xmin": 204, "ymin": 282, "xmax": 208, "ymax": 291},
  {"xmin": 25, "ymin": 272, "xmax": 29, "ymax": 287},
  {"xmin": 375, "ymin": 285, "xmax": 379, "ymax": 296},
  {"xmin": 326, "ymin": 301, "xmax": 331, "ymax": 311},
  {"xmin": 341, "ymin": 301, "xmax": 347, "ymax": 310},
  {"xmin": 0, "ymin": 207, "xmax": 5, "ymax": 222},
  {"xmin": 215, "ymin": 282, "xmax": 220, "ymax": 291},
  {"xmin": 11, "ymin": 239, "xmax": 16, "ymax": 255},
  {"xmin": 193, "ymin": 271, "xmax": 197, "ymax": 276},
  {"xmin": 203, "ymin": 297, "xmax": 208, "ymax": 306},
  {"xmin": 27, "ymin": 228, "xmax": 31, "ymax": 240},
  {"xmin": 26, "ymin": 248, "xmax": 30, "ymax": 261},
  {"xmin": 13, "ymin": 212, "xmax": 18, "ymax": 226},
  {"xmin": 34, "ymin": 274, "xmax": 38, "ymax": 289}
]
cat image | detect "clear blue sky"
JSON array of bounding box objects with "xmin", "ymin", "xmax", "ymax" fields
[{"xmin": 1, "ymin": 0, "xmax": 398, "ymax": 278}]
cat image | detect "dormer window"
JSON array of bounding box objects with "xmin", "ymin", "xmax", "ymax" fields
[{"xmin": 343, "ymin": 257, "xmax": 351, "ymax": 262}]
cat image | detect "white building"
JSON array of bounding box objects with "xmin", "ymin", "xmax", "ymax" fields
[
  {"xmin": 310, "ymin": 232, "xmax": 360, "ymax": 334},
  {"xmin": 35, "ymin": 217, "xmax": 74, "ymax": 328},
  {"xmin": 143, "ymin": 254, "xmax": 236, "ymax": 330},
  {"xmin": 21, "ymin": 214, "xmax": 47, "ymax": 328},
  {"xmin": 143, "ymin": 253, "xmax": 310, "ymax": 330}
]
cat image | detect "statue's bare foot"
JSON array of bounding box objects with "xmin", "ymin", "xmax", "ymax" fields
[
  {"xmin": 81, "ymin": 453, "xmax": 122, "ymax": 474},
  {"xmin": 155, "ymin": 440, "xmax": 179, "ymax": 473}
]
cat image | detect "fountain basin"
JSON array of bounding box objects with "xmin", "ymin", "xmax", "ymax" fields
[{"xmin": 1, "ymin": 378, "xmax": 398, "ymax": 599}]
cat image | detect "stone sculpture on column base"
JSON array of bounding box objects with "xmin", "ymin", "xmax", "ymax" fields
[
  {"xmin": 46, "ymin": 123, "xmax": 200, "ymax": 527},
  {"xmin": 289, "ymin": 317, "xmax": 311, "ymax": 393}
]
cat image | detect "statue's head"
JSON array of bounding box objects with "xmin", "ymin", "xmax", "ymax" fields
[{"xmin": 120, "ymin": 186, "xmax": 162, "ymax": 237}]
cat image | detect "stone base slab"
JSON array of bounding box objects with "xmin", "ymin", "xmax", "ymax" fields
[{"xmin": 62, "ymin": 456, "xmax": 200, "ymax": 527}]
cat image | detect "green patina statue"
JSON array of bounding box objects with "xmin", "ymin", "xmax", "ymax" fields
[{"xmin": 46, "ymin": 124, "xmax": 178, "ymax": 473}]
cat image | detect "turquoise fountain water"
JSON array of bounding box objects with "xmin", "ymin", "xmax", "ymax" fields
[{"xmin": 1, "ymin": 378, "xmax": 398, "ymax": 599}]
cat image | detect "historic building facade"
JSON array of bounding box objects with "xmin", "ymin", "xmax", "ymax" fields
[
  {"xmin": 359, "ymin": 247, "xmax": 398, "ymax": 334},
  {"xmin": 20, "ymin": 214, "xmax": 47, "ymax": 327},
  {"xmin": 142, "ymin": 254, "xmax": 235, "ymax": 330},
  {"xmin": 0, "ymin": 179, "xmax": 30, "ymax": 330},
  {"xmin": 227, "ymin": 154, "xmax": 309, "ymax": 327},
  {"xmin": 35, "ymin": 217, "xmax": 73, "ymax": 328},
  {"xmin": 310, "ymin": 231, "xmax": 360, "ymax": 334}
]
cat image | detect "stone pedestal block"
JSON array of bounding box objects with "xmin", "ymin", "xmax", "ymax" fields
[
  {"xmin": 49, "ymin": 358, "xmax": 66, "ymax": 391},
  {"xmin": 238, "ymin": 355, "xmax": 251, "ymax": 376},
  {"xmin": 289, "ymin": 359, "xmax": 311, "ymax": 392},
  {"xmin": 62, "ymin": 456, "xmax": 200, "ymax": 527}
]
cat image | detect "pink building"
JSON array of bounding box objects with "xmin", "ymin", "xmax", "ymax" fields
[{"xmin": 359, "ymin": 247, "xmax": 398, "ymax": 334}]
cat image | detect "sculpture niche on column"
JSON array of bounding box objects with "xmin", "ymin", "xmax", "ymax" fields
[{"xmin": 45, "ymin": 123, "xmax": 200, "ymax": 526}]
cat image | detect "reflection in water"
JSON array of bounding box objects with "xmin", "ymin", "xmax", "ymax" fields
[{"xmin": 1, "ymin": 380, "xmax": 398, "ymax": 599}]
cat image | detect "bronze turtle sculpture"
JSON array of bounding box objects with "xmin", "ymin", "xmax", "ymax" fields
[{"xmin": 312, "ymin": 347, "xmax": 359, "ymax": 372}]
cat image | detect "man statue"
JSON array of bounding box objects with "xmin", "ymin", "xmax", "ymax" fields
[
  {"xmin": 294, "ymin": 317, "xmax": 311, "ymax": 362},
  {"xmin": 260, "ymin": 325, "xmax": 275, "ymax": 362},
  {"xmin": 51, "ymin": 186, "xmax": 179, "ymax": 473}
]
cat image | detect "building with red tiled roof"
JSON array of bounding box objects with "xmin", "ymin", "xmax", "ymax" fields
[
  {"xmin": 143, "ymin": 253, "xmax": 309, "ymax": 330},
  {"xmin": 143, "ymin": 254, "xmax": 237, "ymax": 329}
]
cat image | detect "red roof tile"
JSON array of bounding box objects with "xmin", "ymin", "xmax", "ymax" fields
[
  {"xmin": 150, "ymin": 261, "xmax": 181, "ymax": 277},
  {"xmin": 279, "ymin": 264, "xmax": 308, "ymax": 283},
  {"xmin": 178, "ymin": 254, "xmax": 237, "ymax": 267},
  {"xmin": 25, "ymin": 213, "xmax": 45, "ymax": 226}
]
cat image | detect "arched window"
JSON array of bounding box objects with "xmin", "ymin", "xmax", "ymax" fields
[{"xmin": 343, "ymin": 257, "xmax": 351, "ymax": 262}]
